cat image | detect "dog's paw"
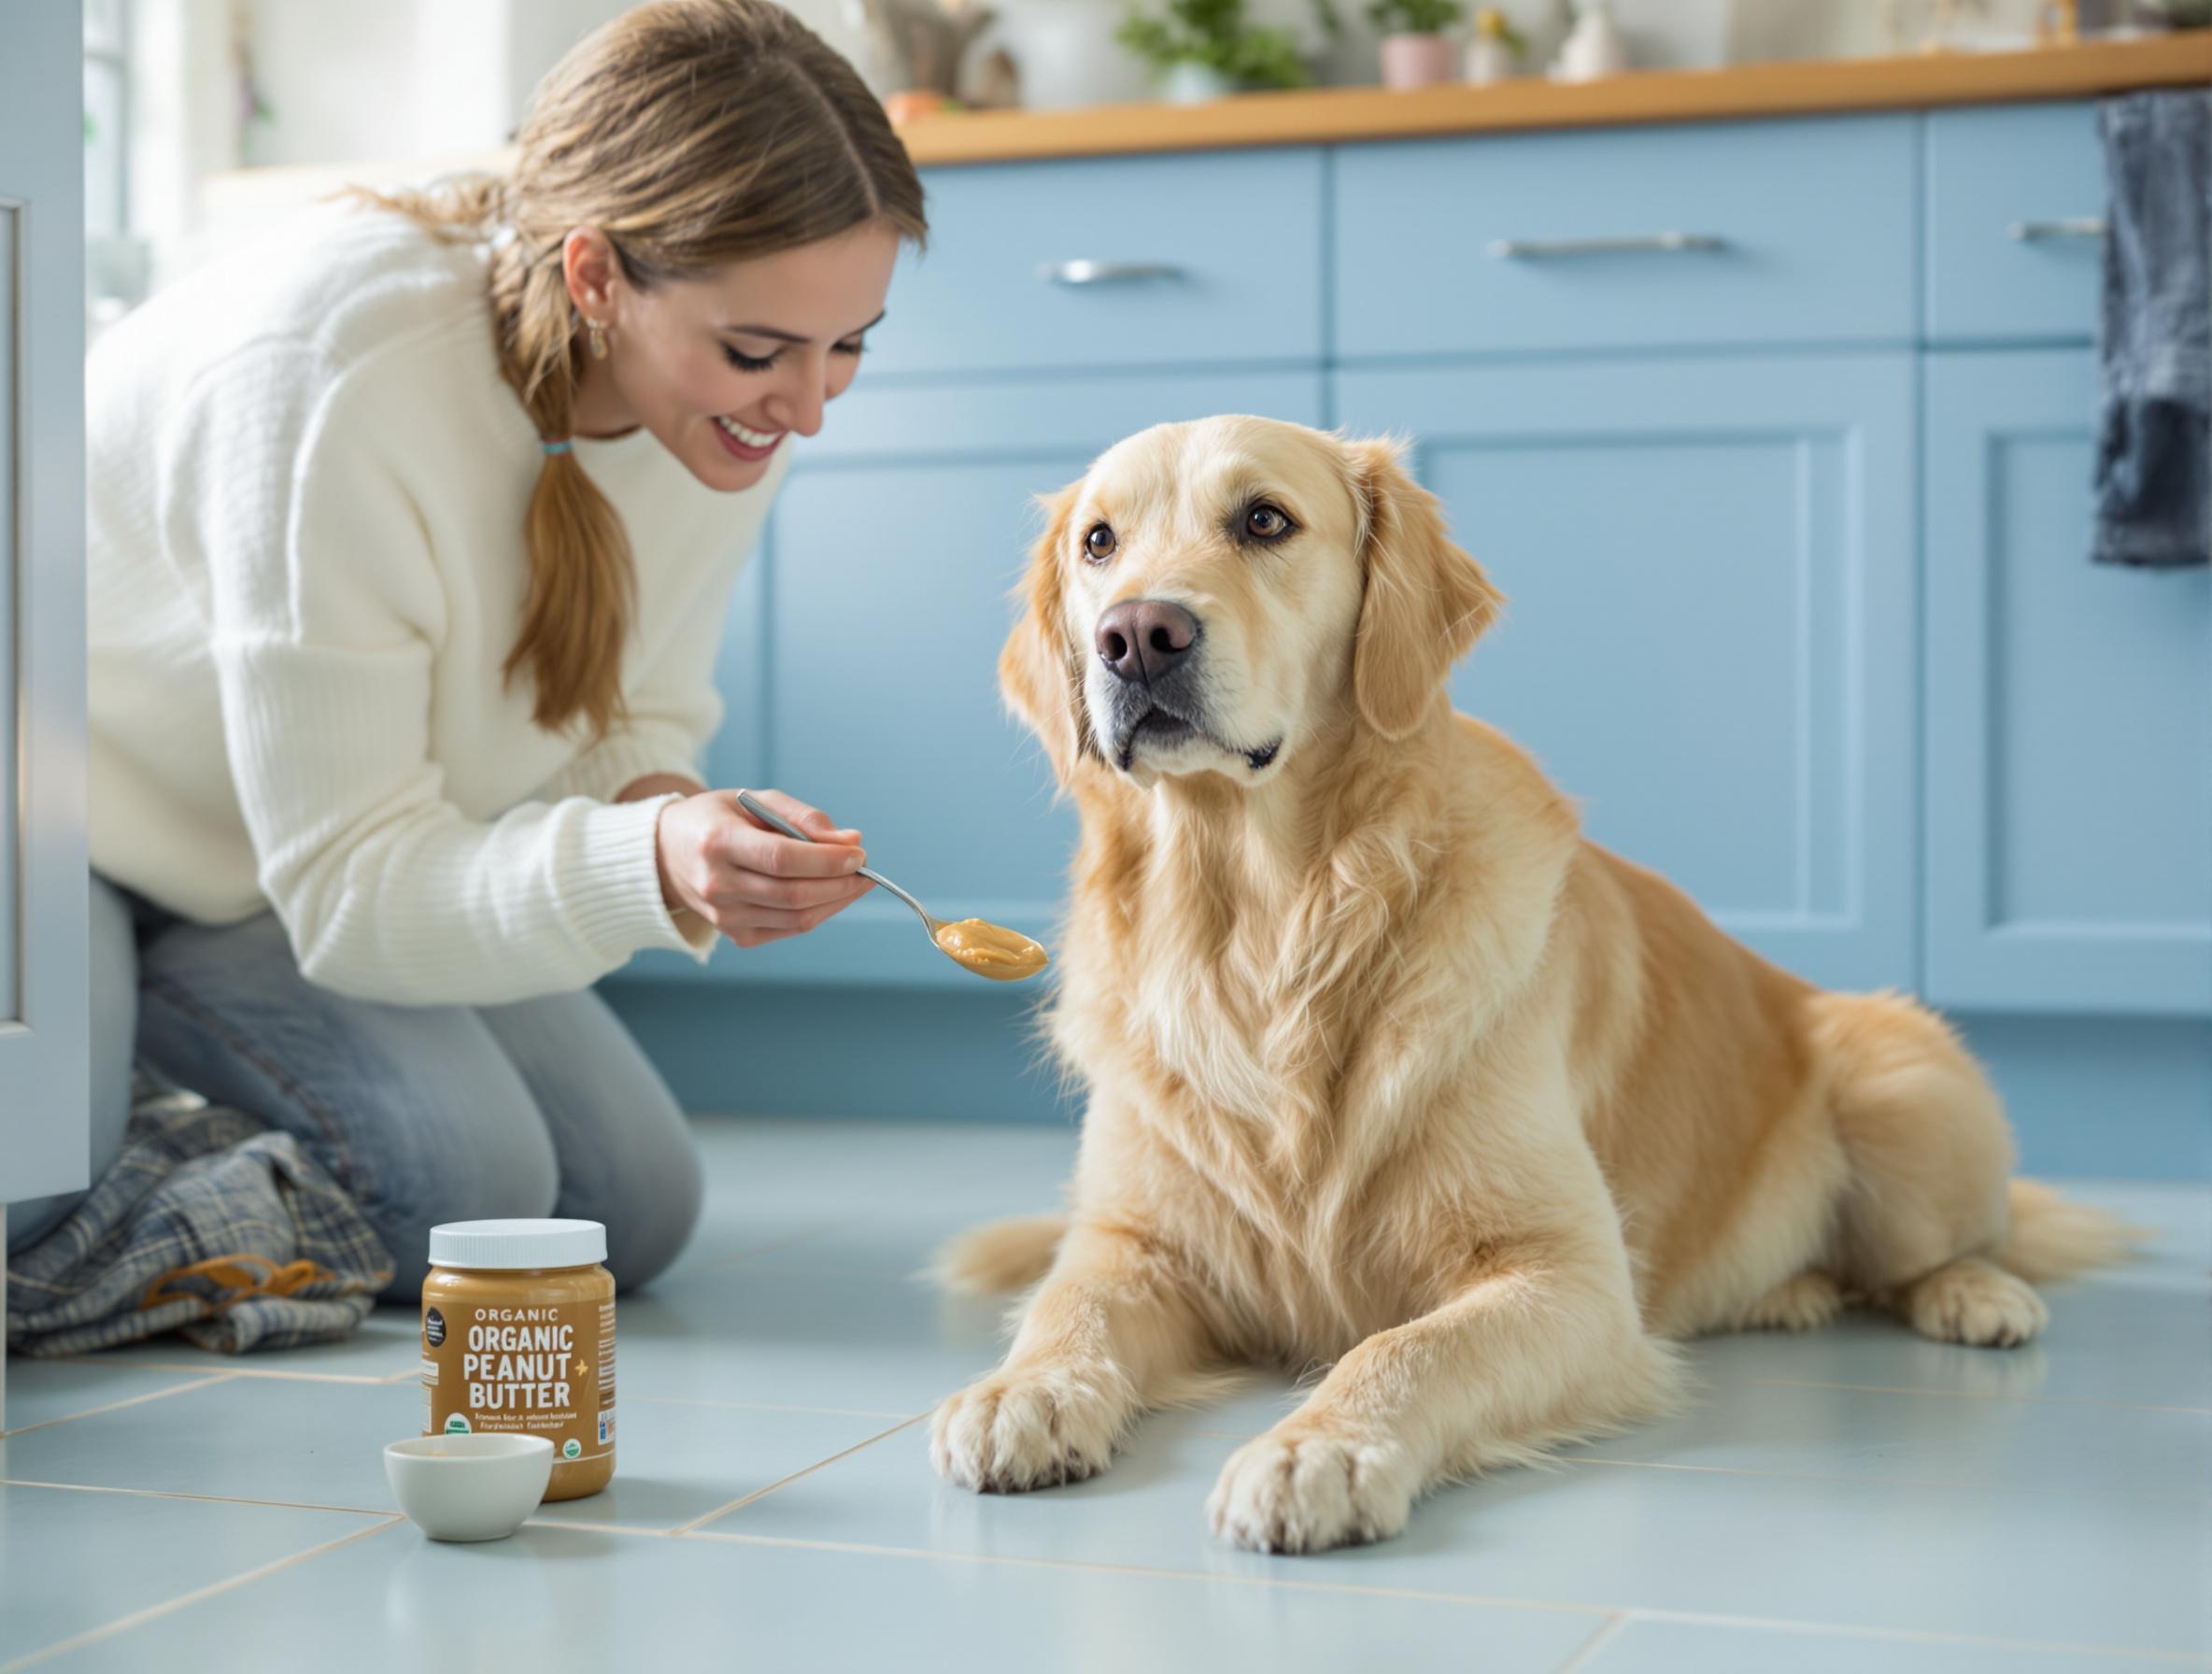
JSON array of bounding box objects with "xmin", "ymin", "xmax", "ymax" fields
[
  {"xmin": 1206, "ymin": 1427, "xmax": 1417, "ymax": 1554},
  {"xmin": 1737, "ymin": 1271, "xmax": 1845, "ymax": 1333},
  {"xmin": 1904, "ymin": 1257, "xmax": 2048, "ymax": 1349},
  {"xmin": 930, "ymin": 1365, "xmax": 1128, "ymax": 1493}
]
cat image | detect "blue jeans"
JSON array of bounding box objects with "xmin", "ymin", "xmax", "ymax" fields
[{"xmin": 6, "ymin": 875, "xmax": 703, "ymax": 1299}]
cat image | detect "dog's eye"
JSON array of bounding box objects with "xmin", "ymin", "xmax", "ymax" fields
[
  {"xmin": 1244, "ymin": 503, "xmax": 1294, "ymax": 541},
  {"xmin": 1084, "ymin": 522, "xmax": 1118, "ymax": 563}
]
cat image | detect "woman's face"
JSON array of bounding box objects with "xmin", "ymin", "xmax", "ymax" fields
[{"xmin": 563, "ymin": 219, "xmax": 902, "ymax": 491}]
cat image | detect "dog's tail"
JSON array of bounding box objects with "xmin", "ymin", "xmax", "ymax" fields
[
  {"xmin": 931, "ymin": 1213, "xmax": 1068, "ymax": 1295},
  {"xmin": 1989, "ymin": 1178, "xmax": 2149, "ymax": 1284}
]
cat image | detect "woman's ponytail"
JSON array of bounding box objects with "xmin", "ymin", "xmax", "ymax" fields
[{"xmin": 498, "ymin": 245, "xmax": 635, "ymax": 740}]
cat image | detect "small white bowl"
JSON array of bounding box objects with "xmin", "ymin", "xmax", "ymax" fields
[{"xmin": 383, "ymin": 1434, "xmax": 554, "ymax": 1542}]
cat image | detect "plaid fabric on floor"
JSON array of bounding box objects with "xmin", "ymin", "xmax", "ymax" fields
[{"xmin": 7, "ymin": 1086, "xmax": 392, "ymax": 1356}]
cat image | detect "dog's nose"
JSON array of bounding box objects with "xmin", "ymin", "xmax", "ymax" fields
[{"xmin": 1095, "ymin": 599, "xmax": 1198, "ymax": 686}]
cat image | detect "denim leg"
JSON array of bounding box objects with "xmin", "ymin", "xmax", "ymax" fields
[
  {"xmin": 474, "ymin": 989, "xmax": 703, "ymax": 1292},
  {"xmin": 133, "ymin": 912, "xmax": 560, "ymax": 1301},
  {"xmin": 6, "ymin": 874, "xmax": 140, "ymax": 1254}
]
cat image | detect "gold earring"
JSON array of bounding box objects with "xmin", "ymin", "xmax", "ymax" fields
[{"xmin": 586, "ymin": 318, "xmax": 609, "ymax": 360}]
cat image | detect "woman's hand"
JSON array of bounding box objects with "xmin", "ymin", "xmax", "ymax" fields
[{"xmin": 653, "ymin": 787, "xmax": 871, "ymax": 948}]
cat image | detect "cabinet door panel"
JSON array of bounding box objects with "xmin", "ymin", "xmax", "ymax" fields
[
  {"xmin": 1926, "ymin": 350, "xmax": 2212, "ymax": 1014},
  {"xmin": 0, "ymin": 207, "xmax": 17, "ymax": 1025},
  {"xmin": 1336, "ymin": 354, "xmax": 1917, "ymax": 992},
  {"xmin": 1, "ymin": 0, "xmax": 91, "ymax": 1212}
]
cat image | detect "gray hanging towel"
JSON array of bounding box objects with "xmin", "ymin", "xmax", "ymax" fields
[
  {"xmin": 2094, "ymin": 90, "xmax": 2211, "ymax": 569},
  {"xmin": 6, "ymin": 1086, "xmax": 392, "ymax": 1357}
]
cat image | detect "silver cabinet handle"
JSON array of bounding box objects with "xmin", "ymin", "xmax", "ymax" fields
[
  {"xmin": 1037, "ymin": 260, "xmax": 1186, "ymax": 285},
  {"xmin": 2008, "ymin": 218, "xmax": 2107, "ymax": 241},
  {"xmin": 1487, "ymin": 233, "xmax": 1727, "ymax": 260}
]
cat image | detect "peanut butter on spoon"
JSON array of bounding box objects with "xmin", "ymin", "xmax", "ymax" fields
[
  {"xmin": 931, "ymin": 918, "xmax": 1050, "ymax": 982},
  {"xmin": 730, "ymin": 792, "xmax": 1052, "ymax": 985}
]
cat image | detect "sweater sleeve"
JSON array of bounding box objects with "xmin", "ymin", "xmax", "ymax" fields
[{"xmin": 176, "ymin": 338, "xmax": 715, "ymax": 1005}]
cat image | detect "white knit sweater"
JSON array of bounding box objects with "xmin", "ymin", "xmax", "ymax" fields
[{"xmin": 87, "ymin": 200, "xmax": 787, "ymax": 1005}]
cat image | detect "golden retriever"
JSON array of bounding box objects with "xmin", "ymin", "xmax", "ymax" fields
[{"xmin": 929, "ymin": 415, "xmax": 2136, "ymax": 1554}]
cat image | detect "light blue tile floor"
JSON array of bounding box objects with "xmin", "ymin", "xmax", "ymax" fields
[{"xmin": 2, "ymin": 1117, "xmax": 2205, "ymax": 1672}]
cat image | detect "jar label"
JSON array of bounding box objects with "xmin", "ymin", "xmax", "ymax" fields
[{"xmin": 421, "ymin": 1298, "xmax": 616, "ymax": 1466}]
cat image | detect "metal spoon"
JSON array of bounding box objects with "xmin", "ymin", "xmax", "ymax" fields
[{"xmin": 732, "ymin": 789, "xmax": 1048, "ymax": 981}]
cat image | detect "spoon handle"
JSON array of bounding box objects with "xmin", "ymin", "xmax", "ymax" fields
[{"xmin": 732, "ymin": 789, "xmax": 933, "ymax": 929}]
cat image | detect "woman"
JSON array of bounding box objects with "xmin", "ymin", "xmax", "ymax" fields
[{"xmin": 7, "ymin": 0, "xmax": 927, "ymax": 1296}]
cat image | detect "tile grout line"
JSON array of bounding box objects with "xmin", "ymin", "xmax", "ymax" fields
[
  {"xmin": 676, "ymin": 1529, "xmax": 2212, "ymax": 1666},
  {"xmin": 0, "ymin": 1515, "xmax": 405, "ymax": 1674},
  {"xmin": 45, "ymin": 1355, "xmax": 414, "ymax": 1387},
  {"xmin": 520, "ymin": 1514, "xmax": 678, "ymax": 1538},
  {"xmin": 624, "ymin": 1397, "xmax": 917, "ymax": 1420},
  {"xmin": 1736, "ymin": 1375, "xmax": 2212, "ymax": 1415},
  {"xmin": 1562, "ymin": 1455, "xmax": 2212, "ymax": 1506},
  {"xmin": 1613, "ymin": 1605, "xmax": 2212, "ymax": 1668},
  {"xmin": 677, "ymin": 1224, "xmax": 844, "ymax": 1274},
  {"xmin": 681, "ymin": 1527, "xmax": 1617, "ymax": 1617},
  {"xmin": 670, "ymin": 1412, "xmax": 930, "ymax": 1536},
  {"xmin": 0, "ymin": 1372, "xmax": 241, "ymax": 1440},
  {"xmin": 1552, "ymin": 1613, "xmax": 1630, "ymax": 1673},
  {"xmin": 1, "ymin": 1478, "xmax": 396, "ymax": 1519}
]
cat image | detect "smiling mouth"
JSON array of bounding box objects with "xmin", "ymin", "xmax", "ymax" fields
[
  {"xmin": 1113, "ymin": 705, "xmax": 1283, "ymax": 775},
  {"xmin": 712, "ymin": 414, "xmax": 784, "ymax": 460}
]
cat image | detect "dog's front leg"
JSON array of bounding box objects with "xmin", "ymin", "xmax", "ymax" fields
[
  {"xmin": 932, "ymin": 1216, "xmax": 1211, "ymax": 1493},
  {"xmin": 1208, "ymin": 1241, "xmax": 1679, "ymax": 1553}
]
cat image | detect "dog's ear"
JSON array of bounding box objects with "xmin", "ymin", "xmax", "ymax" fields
[
  {"xmin": 1346, "ymin": 437, "xmax": 1505, "ymax": 742},
  {"xmin": 999, "ymin": 483, "xmax": 1099, "ymax": 783}
]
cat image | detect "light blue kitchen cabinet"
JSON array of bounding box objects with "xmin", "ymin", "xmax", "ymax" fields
[
  {"xmin": 1, "ymin": 0, "xmax": 92, "ymax": 1426},
  {"xmin": 1924, "ymin": 349, "xmax": 2212, "ymax": 1016},
  {"xmin": 0, "ymin": 206, "xmax": 14, "ymax": 1028},
  {"xmin": 628, "ymin": 368, "xmax": 1326, "ymax": 988},
  {"xmin": 1925, "ymin": 104, "xmax": 2106, "ymax": 346},
  {"xmin": 1335, "ymin": 352, "xmax": 1918, "ymax": 995},
  {"xmin": 863, "ymin": 149, "xmax": 1325, "ymax": 378},
  {"xmin": 0, "ymin": 6, "xmax": 90, "ymax": 1170},
  {"xmin": 1332, "ymin": 116, "xmax": 1918, "ymax": 362}
]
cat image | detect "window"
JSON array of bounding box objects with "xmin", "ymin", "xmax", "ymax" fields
[
  {"xmin": 83, "ymin": 0, "xmax": 129, "ymax": 240},
  {"xmin": 83, "ymin": 0, "xmax": 149, "ymax": 334}
]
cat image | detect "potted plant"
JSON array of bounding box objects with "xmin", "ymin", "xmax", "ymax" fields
[
  {"xmin": 1369, "ymin": 0, "xmax": 1464, "ymax": 88},
  {"xmin": 1116, "ymin": 0, "xmax": 1320, "ymax": 101}
]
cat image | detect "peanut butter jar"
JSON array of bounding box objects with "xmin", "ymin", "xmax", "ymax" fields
[{"xmin": 420, "ymin": 1219, "xmax": 616, "ymax": 1502}]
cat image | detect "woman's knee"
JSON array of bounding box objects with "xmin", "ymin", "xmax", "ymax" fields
[
  {"xmin": 370, "ymin": 1115, "xmax": 562, "ymax": 1300},
  {"xmin": 475, "ymin": 991, "xmax": 704, "ymax": 1292},
  {"xmin": 594, "ymin": 1109, "xmax": 704, "ymax": 1292}
]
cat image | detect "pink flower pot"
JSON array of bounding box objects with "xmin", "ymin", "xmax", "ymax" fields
[{"xmin": 1379, "ymin": 34, "xmax": 1458, "ymax": 90}]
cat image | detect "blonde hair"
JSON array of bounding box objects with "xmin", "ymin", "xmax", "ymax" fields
[{"xmin": 365, "ymin": 0, "xmax": 927, "ymax": 740}]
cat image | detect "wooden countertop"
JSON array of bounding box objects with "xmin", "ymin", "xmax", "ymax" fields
[{"xmin": 897, "ymin": 33, "xmax": 2212, "ymax": 166}]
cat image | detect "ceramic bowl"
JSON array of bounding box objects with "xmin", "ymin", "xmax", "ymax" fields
[{"xmin": 383, "ymin": 1434, "xmax": 553, "ymax": 1542}]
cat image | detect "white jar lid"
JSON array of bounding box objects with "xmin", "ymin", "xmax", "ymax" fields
[{"xmin": 427, "ymin": 1218, "xmax": 607, "ymax": 1271}]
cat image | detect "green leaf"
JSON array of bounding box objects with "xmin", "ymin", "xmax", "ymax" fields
[{"xmin": 1368, "ymin": 0, "xmax": 1462, "ymax": 33}]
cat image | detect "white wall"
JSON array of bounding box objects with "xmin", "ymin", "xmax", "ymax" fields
[
  {"xmin": 234, "ymin": 0, "xmax": 873, "ymax": 168},
  {"xmin": 217, "ymin": 0, "xmax": 2070, "ymax": 175}
]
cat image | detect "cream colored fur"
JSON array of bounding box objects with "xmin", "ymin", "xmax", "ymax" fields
[{"xmin": 929, "ymin": 417, "xmax": 2142, "ymax": 1554}]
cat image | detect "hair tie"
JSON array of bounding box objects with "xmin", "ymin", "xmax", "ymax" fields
[{"xmin": 540, "ymin": 438, "xmax": 573, "ymax": 456}]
